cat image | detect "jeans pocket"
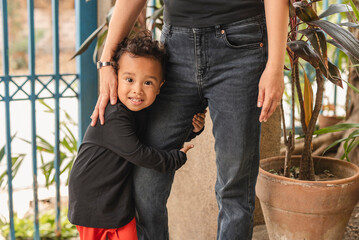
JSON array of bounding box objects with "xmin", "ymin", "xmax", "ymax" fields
[{"xmin": 221, "ymin": 21, "xmax": 264, "ymax": 49}]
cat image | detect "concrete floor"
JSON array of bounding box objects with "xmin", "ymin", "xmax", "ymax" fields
[{"xmin": 253, "ymin": 224, "xmax": 270, "ymax": 240}]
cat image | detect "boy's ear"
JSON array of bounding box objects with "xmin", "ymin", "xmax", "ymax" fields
[{"xmin": 157, "ymin": 80, "xmax": 165, "ymax": 95}]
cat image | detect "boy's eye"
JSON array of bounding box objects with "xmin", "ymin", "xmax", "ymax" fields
[
  {"xmin": 125, "ymin": 78, "xmax": 133, "ymax": 82},
  {"xmin": 144, "ymin": 81, "xmax": 152, "ymax": 86}
]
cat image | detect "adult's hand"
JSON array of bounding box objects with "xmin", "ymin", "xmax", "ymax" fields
[
  {"xmin": 257, "ymin": 66, "xmax": 284, "ymax": 123},
  {"xmin": 90, "ymin": 66, "xmax": 118, "ymax": 126}
]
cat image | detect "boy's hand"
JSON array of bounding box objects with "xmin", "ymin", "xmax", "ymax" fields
[
  {"xmin": 192, "ymin": 110, "xmax": 206, "ymax": 133},
  {"xmin": 180, "ymin": 144, "xmax": 194, "ymax": 154}
]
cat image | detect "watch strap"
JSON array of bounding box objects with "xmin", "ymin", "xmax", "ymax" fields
[{"xmin": 97, "ymin": 61, "xmax": 115, "ymax": 70}]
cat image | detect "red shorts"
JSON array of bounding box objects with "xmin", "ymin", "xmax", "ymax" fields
[{"xmin": 76, "ymin": 218, "xmax": 138, "ymax": 240}]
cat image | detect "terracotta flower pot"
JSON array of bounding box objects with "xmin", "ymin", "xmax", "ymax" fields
[
  {"xmin": 318, "ymin": 115, "xmax": 344, "ymax": 129},
  {"xmin": 256, "ymin": 156, "xmax": 359, "ymax": 240}
]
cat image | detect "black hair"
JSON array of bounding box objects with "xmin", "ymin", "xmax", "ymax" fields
[{"xmin": 112, "ymin": 30, "xmax": 167, "ymax": 80}]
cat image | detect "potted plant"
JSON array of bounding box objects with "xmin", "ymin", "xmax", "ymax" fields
[{"xmin": 256, "ymin": 1, "xmax": 359, "ymax": 239}]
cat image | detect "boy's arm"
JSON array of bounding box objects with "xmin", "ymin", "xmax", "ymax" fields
[
  {"xmin": 185, "ymin": 111, "xmax": 206, "ymax": 142},
  {"xmin": 91, "ymin": 0, "xmax": 147, "ymax": 126},
  {"xmin": 185, "ymin": 127, "xmax": 204, "ymax": 142},
  {"xmin": 86, "ymin": 110, "xmax": 187, "ymax": 172}
]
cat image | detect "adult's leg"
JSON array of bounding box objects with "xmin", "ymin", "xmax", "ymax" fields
[
  {"xmin": 203, "ymin": 16, "xmax": 267, "ymax": 240},
  {"xmin": 133, "ymin": 25, "xmax": 207, "ymax": 240}
]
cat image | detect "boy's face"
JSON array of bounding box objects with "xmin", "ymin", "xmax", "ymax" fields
[{"xmin": 117, "ymin": 52, "xmax": 164, "ymax": 111}]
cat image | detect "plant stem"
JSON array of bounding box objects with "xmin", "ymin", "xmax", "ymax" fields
[
  {"xmin": 283, "ymin": 64, "xmax": 298, "ymax": 177},
  {"xmin": 299, "ymin": 70, "xmax": 324, "ymax": 180}
]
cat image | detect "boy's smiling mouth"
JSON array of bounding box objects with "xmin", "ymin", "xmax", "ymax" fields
[{"xmin": 129, "ymin": 97, "xmax": 144, "ymax": 105}]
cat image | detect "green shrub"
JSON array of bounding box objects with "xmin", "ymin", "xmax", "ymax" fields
[{"xmin": 0, "ymin": 208, "xmax": 78, "ymax": 239}]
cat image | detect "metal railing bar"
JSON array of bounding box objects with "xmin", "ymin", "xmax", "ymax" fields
[
  {"xmin": 52, "ymin": 0, "xmax": 61, "ymax": 236},
  {"xmin": 27, "ymin": 0, "xmax": 40, "ymax": 238},
  {"xmin": 1, "ymin": 73, "xmax": 78, "ymax": 78},
  {"xmin": 35, "ymin": 77, "xmax": 55, "ymax": 98},
  {"xmin": 1, "ymin": 0, "xmax": 16, "ymax": 238},
  {"xmin": 9, "ymin": 77, "xmax": 31, "ymax": 99},
  {"xmin": 0, "ymin": 95, "xmax": 78, "ymax": 102},
  {"xmin": 59, "ymin": 77, "xmax": 78, "ymax": 96}
]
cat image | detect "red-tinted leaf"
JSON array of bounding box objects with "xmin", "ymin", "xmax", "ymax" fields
[
  {"xmin": 287, "ymin": 40, "xmax": 321, "ymax": 68},
  {"xmin": 339, "ymin": 22, "xmax": 359, "ymax": 29},
  {"xmin": 310, "ymin": 19, "xmax": 359, "ymax": 61},
  {"xmin": 327, "ymin": 61, "xmax": 342, "ymax": 87},
  {"xmin": 328, "ymin": 39, "xmax": 359, "ymax": 76},
  {"xmin": 293, "ymin": 1, "xmax": 319, "ymax": 22},
  {"xmin": 298, "ymin": 29, "xmax": 327, "ymax": 67}
]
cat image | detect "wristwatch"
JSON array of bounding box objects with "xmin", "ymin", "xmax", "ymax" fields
[{"xmin": 97, "ymin": 61, "xmax": 115, "ymax": 70}]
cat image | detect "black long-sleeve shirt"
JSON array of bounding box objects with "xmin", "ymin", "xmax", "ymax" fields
[{"xmin": 68, "ymin": 102, "xmax": 187, "ymax": 228}]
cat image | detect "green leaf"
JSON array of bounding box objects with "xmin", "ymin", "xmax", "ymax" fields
[
  {"xmin": 0, "ymin": 134, "xmax": 17, "ymax": 164},
  {"xmin": 343, "ymin": 79, "xmax": 359, "ymax": 94},
  {"xmin": 105, "ymin": 6, "xmax": 114, "ymax": 24},
  {"xmin": 0, "ymin": 145, "xmax": 5, "ymax": 164},
  {"xmin": 93, "ymin": 29, "xmax": 108, "ymax": 63},
  {"xmin": 319, "ymin": 4, "xmax": 353, "ymax": 19},
  {"xmin": 70, "ymin": 22, "xmax": 106, "ymax": 60},
  {"xmin": 62, "ymin": 125, "xmax": 77, "ymax": 151},
  {"xmin": 323, "ymin": 137, "xmax": 347, "ymax": 154},
  {"xmin": 314, "ymin": 123, "xmax": 359, "ymax": 135},
  {"xmin": 149, "ymin": 6, "xmax": 164, "ymax": 21},
  {"xmin": 38, "ymin": 99, "xmax": 54, "ymax": 113},
  {"xmin": 36, "ymin": 136, "xmax": 54, "ymax": 153},
  {"xmin": 61, "ymin": 138, "xmax": 72, "ymax": 153},
  {"xmin": 347, "ymin": 0, "xmax": 359, "ymax": 22}
]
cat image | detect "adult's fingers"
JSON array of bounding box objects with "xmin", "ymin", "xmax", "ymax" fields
[
  {"xmin": 259, "ymin": 97, "xmax": 272, "ymax": 122},
  {"xmin": 99, "ymin": 95, "xmax": 109, "ymax": 125},
  {"xmin": 90, "ymin": 99, "xmax": 100, "ymax": 126},
  {"xmin": 109, "ymin": 79, "xmax": 118, "ymax": 105},
  {"xmin": 257, "ymin": 87, "xmax": 265, "ymax": 108}
]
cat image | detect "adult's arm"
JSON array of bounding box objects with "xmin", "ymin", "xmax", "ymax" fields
[
  {"xmin": 91, "ymin": 0, "xmax": 147, "ymax": 126},
  {"xmin": 257, "ymin": 0, "xmax": 289, "ymax": 122}
]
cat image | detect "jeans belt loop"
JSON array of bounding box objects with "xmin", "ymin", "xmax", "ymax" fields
[{"xmin": 215, "ymin": 25, "xmax": 221, "ymax": 37}]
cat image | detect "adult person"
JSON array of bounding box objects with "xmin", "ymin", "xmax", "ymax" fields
[{"xmin": 91, "ymin": 0, "xmax": 288, "ymax": 239}]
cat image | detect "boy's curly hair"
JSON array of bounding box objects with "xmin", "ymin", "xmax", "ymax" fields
[{"xmin": 112, "ymin": 30, "xmax": 167, "ymax": 80}]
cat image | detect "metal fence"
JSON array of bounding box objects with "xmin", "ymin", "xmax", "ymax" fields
[{"xmin": 0, "ymin": 0, "xmax": 97, "ymax": 239}]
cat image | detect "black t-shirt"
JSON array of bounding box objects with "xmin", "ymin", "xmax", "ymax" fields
[
  {"xmin": 67, "ymin": 102, "xmax": 187, "ymax": 228},
  {"xmin": 163, "ymin": 0, "xmax": 264, "ymax": 27}
]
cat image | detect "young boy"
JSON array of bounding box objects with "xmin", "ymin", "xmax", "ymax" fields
[{"xmin": 67, "ymin": 31, "xmax": 205, "ymax": 240}]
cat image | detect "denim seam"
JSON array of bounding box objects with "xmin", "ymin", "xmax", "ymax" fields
[
  {"xmin": 193, "ymin": 29, "xmax": 205, "ymax": 101},
  {"xmin": 247, "ymin": 153, "xmax": 254, "ymax": 240}
]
